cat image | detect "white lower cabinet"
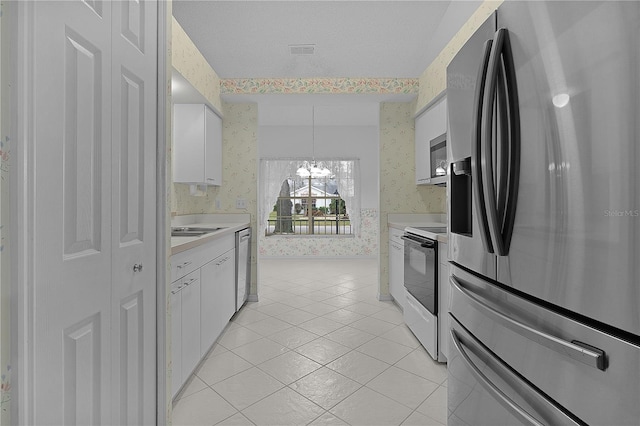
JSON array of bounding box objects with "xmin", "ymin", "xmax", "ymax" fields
[
  {"xmin": 170, "ymin": 234, "xmax": 235, "ymax": 399},
  {"xmin": 388, "ymin": 228, "xmax": 406, "ymax": 310},
  {"xmin": 200, "ymin": 248, "xmax": 235, "ymax": 357},
  {"xmin": 170, "ymin": 269, "xmax": 201, "ymax": 397},
  {"xmin": 438, "ymin": 242, "xmax": 449, "ymax": 362},
  {"xmin": 170, "ymin": 283, "xmax": 182, "ymax": 397},
  {"xmin": 181, "ymin": 270, "xmax": 202, "ymax": 381}
]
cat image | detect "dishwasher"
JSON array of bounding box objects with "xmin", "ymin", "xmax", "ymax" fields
[{"xmin": 235, "ymin": 227, "xmax": 251, "ymax": 311}]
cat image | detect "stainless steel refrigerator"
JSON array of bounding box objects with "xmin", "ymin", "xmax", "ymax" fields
[{"xmin": 446, "ymin": 1, "xmax": 640, "ymax": 424}]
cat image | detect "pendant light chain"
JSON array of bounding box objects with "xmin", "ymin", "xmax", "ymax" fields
[{"xmin": 296, "ymin": 105, "xmax": 331, "ymax": 178}]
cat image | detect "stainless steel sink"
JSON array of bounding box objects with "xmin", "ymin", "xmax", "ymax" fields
[{"xmin": 171, "ymin": 227, "xmax": 226, "ymax": 237}]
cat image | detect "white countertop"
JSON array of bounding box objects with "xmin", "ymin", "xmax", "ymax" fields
[
  {"xmin": 388, "ymin": 221, "xmax": 446, "ymax": 230},
  {"xmin": 387, "ymin": 214, "xmax": 448, "ymax": 244},
  {"xmin": 170, "ymin": 214, "xmax": 250, "ymax": 255}
]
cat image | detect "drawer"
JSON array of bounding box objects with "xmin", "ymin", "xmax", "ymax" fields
[
  {"xmin": 389, "ymin": 228, "xmax": 404, "ymax": 244},
  {"xmin": 204, "ymin": 234, "xmax": 235, "ymax": 261},
  {"xmin": 449, "ymin": 265, "xmax": 640, "ymax": 425},
  {"xmin": 170, "ymin": 234, "xmax": 235, "ymax": 282},
  {"xmin": 171, "ymin": 247, "xmax": 206, "ymax": 282}
]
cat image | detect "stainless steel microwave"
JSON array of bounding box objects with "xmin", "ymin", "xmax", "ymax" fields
[{"xmin": 429, "ymin": 133, "xmax": 447, "ymax": 186}]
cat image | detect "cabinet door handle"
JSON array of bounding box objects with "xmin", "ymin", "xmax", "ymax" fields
[
  {"xmin": 177, "ymin": 261, "xmax": 192, "ymax": 269},
  {"xmin": 133, "ymin": 263, "xmax": 143, "ymax": 273},
  {"xmin": 182, "ymin": 278, "xmax": 197, "ymax": 287},
  {"xmin": 217, "ymin": 256, "xmax": 230, "ymax": 266}
]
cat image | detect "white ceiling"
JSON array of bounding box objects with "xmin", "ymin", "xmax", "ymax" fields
[
  {"xmin": 172, "ymin": 0, "xmax": 483, "ymax": 79},
  {"xmin": 172, "ymin": 0, "xmax": 482, "ymax": 124}
]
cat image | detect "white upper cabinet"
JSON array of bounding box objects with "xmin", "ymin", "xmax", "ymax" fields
[
  {"xmin": 173, "ymin": 104, "xmax": 223, "ymax": 186},
  {"xmin": 415, "ymin": 96, "xmax": 447, "ymax": 185}
]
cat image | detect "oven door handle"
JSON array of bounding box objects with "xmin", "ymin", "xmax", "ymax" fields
[
  {"xmin": 401, "ymin": 235, "xmax": 421, "ymax": 244},
  {"xmin": 401, "ymin": 235, "xmax": 435, "ymax": 248}
]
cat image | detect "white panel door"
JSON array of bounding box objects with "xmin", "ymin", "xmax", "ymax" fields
[
  {"xmin": 110, "ymin": 0, "xmax": 157, "ymax": 424},
  {"xmin": 29, "ymin": 1, "xmax": 157, "ymax": 424},
  {"xmin": 33, "ymin": 2, "xmax": 113, "ymax": 424}
]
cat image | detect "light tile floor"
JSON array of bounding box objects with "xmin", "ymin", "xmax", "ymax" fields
[{"xmin": 172, "ymin": 259, "xmax": 447, "ymax": 426}]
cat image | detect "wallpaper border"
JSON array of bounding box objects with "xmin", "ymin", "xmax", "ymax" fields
[{"xmin": 221, "ymin": 78, "xmax": 419, "ymax": 95}]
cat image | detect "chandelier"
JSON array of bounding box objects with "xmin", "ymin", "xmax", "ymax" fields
[{"xmin": 296, "ymin": 106, "xmax": 331, "ymax": 178}]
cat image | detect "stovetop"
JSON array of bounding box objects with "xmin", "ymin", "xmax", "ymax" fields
[{"xmin": 405, "ymin": 226, "xmax": 447, "ymax": 239}]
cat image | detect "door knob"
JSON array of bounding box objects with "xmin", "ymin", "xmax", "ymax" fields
[{"xmin": 133, "ymin": 263, "xmax": 143, "ymax": 273}]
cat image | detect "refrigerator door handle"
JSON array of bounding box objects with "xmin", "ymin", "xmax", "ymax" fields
[
  {"xmin": 450, "ymin": 328, "xmax": 545, "ymax": 426},
  {"xmin": 481, "ymin": 28, "xmax": 521, "ymax": 256},
  {"xmin": 499, "ymin": 28, "xmax": 521, "ymax": 254},
  {"xmin": 495, "ymin": 60, "xmax": 510, "ymax": 225},
  {"xmin": 481, "ymin": 28, "xmax": 506, "ymax": 255},
  {"xmin": 451, "ymin": 275, "xmax": 607, "ymax": 371},
  {"xmin": 471, "ymin": 38, "xmax": 495, "ymax": 253}
]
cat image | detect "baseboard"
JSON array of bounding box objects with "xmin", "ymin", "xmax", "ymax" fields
[
  {"xmin": 247, "ymin": 294, "xmax": 259, "ymax": 302},
  {"xmin": 377, "ymin": 292, "xmax": 393, "ymax": 301}
]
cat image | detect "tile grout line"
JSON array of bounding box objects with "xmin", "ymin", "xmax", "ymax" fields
[{"xmin": 175, "ymin": 260, "xmax": 444, "ymax": 426}]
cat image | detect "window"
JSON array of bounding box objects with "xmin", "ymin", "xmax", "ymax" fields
[
  {"xmin": 260, "ymin": 159, "xmax": 360, "ymax": 237},
  {"xmin": 269, "ymin": 175, "xmax": 350, "ymax": 235}
]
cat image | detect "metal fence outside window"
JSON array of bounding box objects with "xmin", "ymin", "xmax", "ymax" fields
[{"xmin": 266, "ymin": 213, "xmax": 352, "ymax": 235}]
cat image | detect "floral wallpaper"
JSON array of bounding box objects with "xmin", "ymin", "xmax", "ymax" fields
[
  {"xmin": 221, "ymin": 78, "xmax": 418, "ymax": 95},
  {"xmin": 220, "ymin": 103, "xmax": 259, "ymax": 295},
  {"xmin": 258, "ymin": 208, "xmax": 378, "ymax": 258},
  {"xmin": 379, "ymin": 103, "xmax": 446, "ymax": 295},
  {"xmin": 171, "ymin": 17, "xmax": 223, "ymax": 113},
  {"xmin": 416, "ymin": 0, "xmax": 503, "ymax": 113},
  {"xmin": 1, "ymin": 7, "xmax": 12, "ymax": 422}
]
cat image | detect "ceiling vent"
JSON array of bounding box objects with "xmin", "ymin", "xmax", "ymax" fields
[{"xmin": 289, "ymin": 44, "xmax": 315, "ymax": 55}]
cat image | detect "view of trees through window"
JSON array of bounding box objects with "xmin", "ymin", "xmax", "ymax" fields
[{"xmin": 267, "ymin": 174, "xmax": 352, "ymax": 236}]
